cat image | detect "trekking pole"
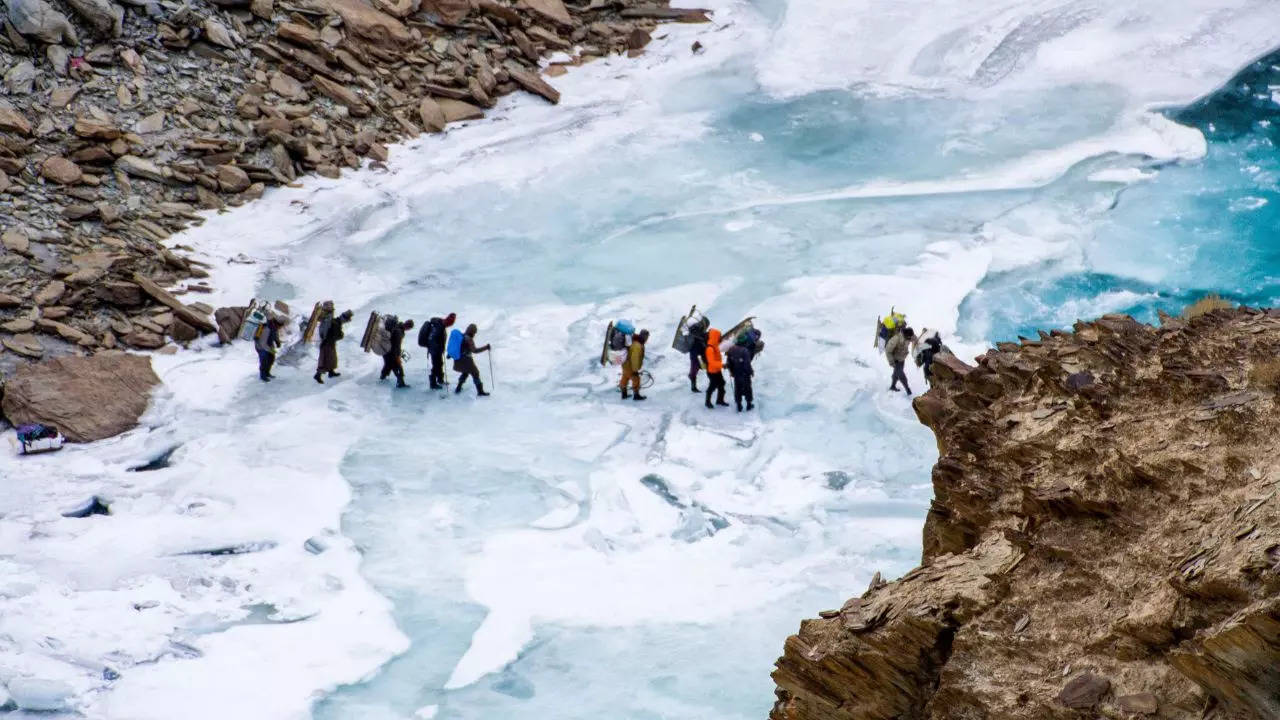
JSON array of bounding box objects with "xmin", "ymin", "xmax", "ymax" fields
[{"xmin": 488, "ymin": 350, "xmax": 496, "ymax": 390}]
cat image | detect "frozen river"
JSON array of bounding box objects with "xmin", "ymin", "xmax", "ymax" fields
[{"xmin": 3, "ymin": 0, "xmax": 1280, "ymax": 718}]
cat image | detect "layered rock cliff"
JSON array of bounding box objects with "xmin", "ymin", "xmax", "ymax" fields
[
  {"xmin": 770, "ymin": 307, "xmax": 1280, "ymax": 719},
  {"xmin": 0, "ymin": 0, "xmax": 704, "ymax": 361}
]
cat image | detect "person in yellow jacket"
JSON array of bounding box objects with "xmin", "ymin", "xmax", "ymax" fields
[
  {"xmin": 703, "ymin": 328, "xmax": 729, "ymax": 409},
  {"xmin": 620, "ymin": 329, "xmax": 649, "ymax": 401}
]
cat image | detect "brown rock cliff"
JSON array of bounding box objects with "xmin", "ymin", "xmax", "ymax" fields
[{"xmin": 771, "ymin": 307, "xmax": 1280, "ymax": 719}]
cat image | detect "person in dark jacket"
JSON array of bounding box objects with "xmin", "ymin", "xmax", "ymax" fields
[
  {"xmin": 380, "ymin": 317, "xmax": 415, "ymax": 388},
  {"xmin": 454, "ymin": 323, "xmax": 491, "ymax": 396},
  {"xmin": 726, "ymin": 336, "xmax": 755, "ymax": 412},
  {"xmin": 686, "ymin": 318, "xmax": 708, "ymax": 393},
  {"xmin": 314, "ymin": 303, "xmax": 353, "ymax": 384},
  {"xmin": 886, "ymin": 326, "xmax": 915, "ymax": 395},
  {"xmin": 423, "ymin": 312, "xmax": 456, "ymax": 389},
  {"xmin": 255, "ymin": 317, "xmax": 282, "ymax": 382},
  {"xmin": 913, "ymin": 328, "xmax": 950, "ymax": 386}
]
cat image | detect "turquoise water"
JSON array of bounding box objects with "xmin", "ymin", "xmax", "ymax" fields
[{"xmin": 962, "ymin": 49, "xmax": 1280, "ymax": 341}]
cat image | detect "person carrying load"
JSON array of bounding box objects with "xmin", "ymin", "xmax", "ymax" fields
[
  {"xmin": 620, "ymin": 329, "xmax": 649, "ymax": 401},
  {"xmin": 255, "ymin": 315, "xmax": 283, "ymax": 382},
  {"xmin": 379, "ymin": 316, "xmax": 414, "ymax": 388},
  {"xmin": 314, "ymin": 302, "xmax": 353, "ymax": 384},
  {"xmin": 913, "ymin": 328, "xmax": 950, "ymax": 386},
  {"xmin": 420, "ymin": 312, "xmax": 456, "ymax": 389},
  {"xmin": 726, "ymin": 332, "xmax": 756, "ymax": 412},
  {"xmin": 875, "ymin": 309, "xmax": 907, "ymax": 354},
  {"xmin": 686, "ymin": 316, "xmax": 710, "ymax": 393},
  {"xmin": 886, "ymin": 325, "xmax": 915, "ymax": 395}
]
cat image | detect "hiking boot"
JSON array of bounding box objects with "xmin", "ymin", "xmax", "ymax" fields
[
  {"xmin": 314, "ymin": 373, "xmax": 324, "ymax": 384},
  {"xmin": 705, "ymin": 400, "xmax": 714, "ymax": 409},
  {"xmin": 621, "ymin": 388, "xmax": 630, "ymax": 400},
  {"xmin": 716, "ymin": 399, "xmax": 729, "ymax": 407},
  {"xmin": 736, "ymin": 404, "xmax": 743, "ymax": 412},
  {"xmin": 396, "ymin": 382, "xmax": 410, "ymax": 389},
  {"xmin": 690, "ymin": 380, "xmax": 699, "ymax": 393},
  {"xmin": 478, "ymin": 390, "xmax": 491, "ymax": 397},
  {"xmin": 746, "ymin": 403, "xmax": 754, "ymax": 411},
  {"xmin": 633, "ymin": 393, "xmax": 647, "ymax": 401},
  {"xmin": 328, "ymin": 371, "xmax": 341, "ymax": 378}
]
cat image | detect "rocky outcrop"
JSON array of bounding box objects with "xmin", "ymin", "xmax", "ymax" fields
[
  {"xmin": 1, "ymin": 352, "xmax": 159, "ymax": 441},
  {"xmin": 0, "ymin": 0, "xmax": 710, "ymax": 363},
  {"xmin": 771, "ymin": 308, "xmax": 1280, "ymax": 719}
]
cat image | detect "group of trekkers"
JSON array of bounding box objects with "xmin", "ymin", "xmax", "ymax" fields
[
  {"xmin": 253, "ymin": 302, "xmax": 492, "ymax": 396},
  {"xmin": 252, "ymin": 300, "xmax": 947, "ymax": 406},
  {"xmin": 610, "ymin": 312, "xmax": 763, "ymax": 412},
  {"xmin": 875, "ymin": 309, "xmax": 949, "ymax": 396}
]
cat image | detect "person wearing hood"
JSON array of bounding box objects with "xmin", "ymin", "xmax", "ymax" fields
[
  {"xmin": 255, "ymin": 316, "xmax": 283, "ymax": 382},
  {"xmin": 726, "ymin": 334, "xmax": 755, "ymax": 412},
  {"xmin": 454, "ymin": 323, "xmax": 491, "ymax": 396},
  {"xmin": 703, "ymin": 328, "xmax": 729, "ymax": 409},
  {"xmin": 380, "ymin": 317, "xmax": 415, "ymax": 388},
  {"xmin": 620, "ymin": 329, "xmax": 649, "ymax": 401},
  {"xmin": 886, "ymin": 325, "xmax": 915, "ymax": 395},
  {"xmin": 314, "ymin": 302, "xmax": 353, "ymax": 384},
  {"xmin": 421, "ymin": 312, "xmax": 456, "ymax": 389},
  {"xmin": 686, "ymin": 318, "xmax": 709, "ymax": 393}
]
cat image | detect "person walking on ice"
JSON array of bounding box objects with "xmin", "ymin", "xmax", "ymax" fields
[
  {"xmin": 886, "ymin": 326, "xmax": 915, "ymax": 395},
  {"xmin": 454, "ymin": 323, "xmax": 492, "ymax": 396},
  {"xmin": 703, "ymin": 328, "xmax": 729, "ymax": 409},
  {"xmin": 255, "ymin": 316, "xmax": 282, "ymax": 382},
  {"xmin": 726, "ymin": 333, "xmax": 755, "ymax": 412},
  {"xmin": 620, "ymin": 329, "xmax": 649, "ymax": 401},
  {"xmin": 314, "ymin": 302, "xmax": 353, "ymax": 384},
  {"xmin": 380, "ymin": 317, "xmax": 414, "ymax": 388}
]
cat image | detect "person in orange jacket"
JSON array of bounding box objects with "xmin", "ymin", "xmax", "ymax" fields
[{"xmin": 703, "ymin": 328, "xmax": 729, "ymax": 409}]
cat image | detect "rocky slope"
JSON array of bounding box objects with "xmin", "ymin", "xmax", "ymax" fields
[
  {"xmin": 770, "ymin": 308, "xmax": 1280, "ymax": 719},
  {"xmin": 0, "ymin": 0, "xmax": 705, "ymax": 365}
]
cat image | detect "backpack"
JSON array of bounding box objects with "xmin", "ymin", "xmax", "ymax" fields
[
  {"xmin": 417, "ymin": 319, "xmax": 434, "ymax": 348},
  {"xmin": 446, "ymin": 328, "xmax": 465, "ymax": 360},
  {"xmin": 608, "ymin": 327, "xmax": 629, "ymax": 352},
  {"xmin": 383, "ymin": 314, "xmax": 399, "ymax": 332}
]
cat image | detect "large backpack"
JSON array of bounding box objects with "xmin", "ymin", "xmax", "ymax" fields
[
  {"xmin": 417, "ymin": 319, "xmax": 435, "ymax": 348},
  {"xmin": 608, "ymin": 327, "xmax": 629, "ymax": 352},
  {"xmin": 446, "ymin": 328, "xmax": 465, "ymax": 360}
]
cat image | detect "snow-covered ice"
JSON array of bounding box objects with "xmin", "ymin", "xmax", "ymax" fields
[{"xmin": 3, "ymin": 0, "xmax": 1279, "ymax": 717}]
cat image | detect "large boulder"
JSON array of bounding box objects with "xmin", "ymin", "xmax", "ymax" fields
[
  {"xmin": 65, "ymin": 0, "xmax": 123, "ymax": 36},
  {"xmin": 2, "ymin": 354, "xmax": 160, "ymax": 442},
  {"xmin": 6, "ymin": 0, "xmax": 78, "ymax": 44},
  {"xmin": 320, "ymin": 0, "xmax": 411, "ymax": 47}
]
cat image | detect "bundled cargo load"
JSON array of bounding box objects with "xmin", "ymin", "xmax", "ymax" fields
[
  {"xmin": 14, "ymin": 423, "xmax": 64, "ymax": 455},
  {"xmin": 599, "ymin": 319, "xmax": 634, "ymax": 366}
]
